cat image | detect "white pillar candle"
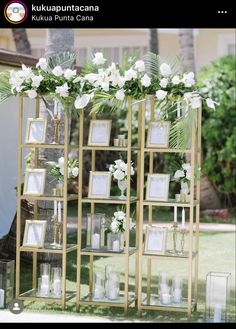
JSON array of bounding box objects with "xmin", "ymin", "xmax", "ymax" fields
[
  {"xmin": 91, "ymin": 233, "xmax": 100, "ymax": 249},
  {"xmin": 93, "ymin": 285, "xmax": 104, "ymax": 299},
  {"xmin": 40, "ymin": 284, "xmax": 49, "ymax": 296},
  {"xmin": 41, "ymin": 274, "xmax": 49, "ymax": 285},
  {"xmin": 181, "ymin": 208, "xmax": 185, "ymax": 228},
  {"xmin": 213, "ymin": 303, "xmax": 222, "ymax": 322},
  {"xmin": 174, "ymin": 206, "xmax": 177, "ymax": 222},
  {"xmin": 112, "ymin": 240, "xmax": 120, "ymax": 252},
  {"xmin": 54, "ymin": 200, "xmax": 57, "ymax": 217},
  {"xmin": 58, "ymin": 201, "xmax": 62, "ymax": 223},
  {"xmin": 53, "ymin": 279, "xmax": 61, "ymax": 296},
  {"xmin": 0, "ymin": 289, "xmax": 5, "ymax": 308},
  {"xmin": 161, "ymin": 293, "xmax": 171, "ymax": 305},
  {"xmin": 108, "ymin": 287, "xmax": 118, "ymax": 300},
  {"xmin": 54, "ymin": 100, "xmax": 58, "ymax": 116},
  {"xmin": 173, "ymin": 288, "xmax": 182, "ymax": 303}
]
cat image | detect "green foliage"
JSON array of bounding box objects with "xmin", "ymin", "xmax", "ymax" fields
[
  {"xmin": 197, "ymin": 55, "xmax": 236, "ymax": 204},
  {"xmin": 0, "ymin": 71, "xmax": 12, "ymax": 103}
]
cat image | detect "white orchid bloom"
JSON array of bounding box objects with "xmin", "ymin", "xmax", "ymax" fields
[
  {"xmin": 206, "ymin": 98, "xmax": 218, "ymax": 110},
  {"xmin": 124, "ymin": 68, "xmax": 137, "ymax": 81},
  {"xmin": 182, "ymin": 163, "xmax": 191, "ymax": 171},
  {"xmin": 182, "ymin": 72, "xmax": 195, "ymax": 87},
  {"xmin": 172, "ymin": 75, "xmax": 181, "ymax": 85},
  {"xmin": 156, "ymin": 90, "xmax": 167, "ymax": 100},
  {"xmin": 84, "ymin": 73, "xmax": 98, "ymax": 83},
  {"xmin": 190, "ymin": 96, "xmax": 201, "ymax": 109},
  {"xmin": 160, "ymin": 78, "xmax": 168, "ymax": 88},
  {"xmin": 92, "ymin": 52, "xmax": 106, "ymax": 65},
  {"xmin": 114, "ymin": 159, "xmax": 124, "ymax": 170},
  {"xmin": 174, "ymin": 170, "xmax": 185, "ymax": 179},
  {"xmin": 110, "ymin": 220, "xmax": 119, "ymax": 233},
  {"xmin": 36, "ymin": 58, "xmax": 48, "ymax": 71},
  {"xmin": 72, "ymin": 167, "xmax": 79, "ymax": 177},
  {"xmin": 160, "ymin": 63, "xmax": 171, "ymax": 77},
  {"xmin": 141, "ymin": 74, "xmax": 151, "ymax": 87},
  {"xmin": 115, "ymin": 89, "xmax": 125, "ymax": 101},
  {"xmin": 134, "ymin": 60, "xmax": 145, "ymax": 72},
  {"xmin": 74, "ymin": 94, "xmax": 91, "ymax": 109},
  {"xmin": 52, "ymin": 66, "xmax": 64, "ymax": 77},
  {"xmin": 25, "ymin": 90, "xmax": 37, "ymax": 99},
  {"xmin": 64, "ymin": 69, "xmax": 77, "ymax": 80},
  {"xmin": 55, "ymin": 82, "xmax": 70, "ymax": 97},
  {"xmin": 31, "ymin": 75, "xmax": 44, "ymax": 88}
]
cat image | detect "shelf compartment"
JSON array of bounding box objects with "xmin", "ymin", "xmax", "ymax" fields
[
  {"xmin": 18, "ymin": 289, "xmax": 76, "ymax": 303},
  {"xmin": 144, "ymin": 148, "xmax": 191, "ymax": 154},
  {"xmin": 82, "ymin": 146, "xmax": 139, "ymax": 151},
  {"xmin": 142, "ymin": 251, "xmax": 197, "ymax": 260},
  {"xmin": 79, "ymin": 292, "xmax": 135, "ymax": 307},
  {"xmin": 82, "ymin": 196, "xmax": 138, "ymax": 204},
  {"xmin": 141, "ymin": 295, "xmax": 196, "ymax": 312},
  {"xmin": 20, "ymin": 194, "xmax": 78, "ymax": 201},
  {"xmin": 19, "ymin": 244, "xmax": 77, "ymax": 254},
  {"xmin": 143, "ymin": 199, "xmax": 198, "ymax": 207},
  {"xmin": 80, "ymin": 247, "xmax": 136, "ymax": 257},
  {"xmin": 22, "ymin": 144, "xmax": 79, "ymax": 149}
]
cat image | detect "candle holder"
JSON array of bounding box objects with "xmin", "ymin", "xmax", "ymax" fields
[
  {"xmin": 50, "ymin": 215, "xmax": 62, "ymax": 249},
  {"xmin": 51, "ymin": 115, "xmax": 62, "ymax": 144},
  {"xmin": 178, "ymin": 228, "xmax": 187, "ymax": 256},
  {"xmin": 168, "ymin": 222, "xmax": 178, "ymax": 255}
]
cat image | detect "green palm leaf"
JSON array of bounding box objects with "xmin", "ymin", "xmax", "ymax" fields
[
  {"xmin": 47, "ymin": 51, "xmax": 76, "ymax": 70},
  {"xmin": 142, "ymin": 52, "xmax": 160, "ymax": 77},
  {"xmin": 0, "ymin": 71, "xmax": 13, "ymax": 103}
]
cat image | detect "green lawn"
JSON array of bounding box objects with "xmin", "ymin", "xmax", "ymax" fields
[{"xmin": 21, "ymin": 230, "xmax": 236, "ymax": 323}]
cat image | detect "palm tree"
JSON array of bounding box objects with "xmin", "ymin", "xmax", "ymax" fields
[
  {"xmin": 149, "ymin": 29, "xmax": 159, "ymax": 54},
  {"xmin": 12, "ymin": 29, "xmax": 31, "ymax": 54}
]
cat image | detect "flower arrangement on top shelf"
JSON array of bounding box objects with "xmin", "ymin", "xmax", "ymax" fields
[
  {"xmin": 109, "ymin": 159, "xmax": 135, "ymax": 199},
  {"xmin": 172, "ymin": 163, "xmax": 191, "ymax": 202},
  {"xmin": 105, "ymin": 210, "xmax": 135, "ymax": 252},
  {"xmin": 47, "ymin": 156, "xmax": 79, "ymax": 196}
]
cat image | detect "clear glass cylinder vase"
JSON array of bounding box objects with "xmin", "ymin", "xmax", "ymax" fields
[
  {"xmin": 106, "ymin": 271, "xmax": 120, "ymax": 300},
  {"xmin": 93, "ymin": 271, "xmax": 105, "ymax": 300},
  {"xmin": 86, "ymin": 213, "xmax": 106, "ymax": 250},
  {"xmin": 51, "ymin": 267, "xmax": 62, "ymax": 297},
  {"xmin": 0, "ymin": 259, "xmax": 14, "ymax": 308},
  {"xmin": 56, "ymin": 180, "xmax": 64, "ymax": 197},
  {"xmin": 38, "ymin": 263, "xmax": 51, "ymax": 297},
  {"xmin": 171, "ymin": 275, "xmax": 183, "ymax": 304},
  {"xmin": 117, "ymin": 179, "xmax": 127, "ymax": 199},
  {"xmin": 107, "ymin": 232, "xmax": 124, "ymax": 252}
]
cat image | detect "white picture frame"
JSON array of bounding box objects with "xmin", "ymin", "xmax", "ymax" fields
[
  {"xmin": 144, "ymin": 226, "xmax": 168, "ymax": 255},
  {"xmin": 25, "ymin": 118, "xmax": 47, "ymax": 144},
  {"xmin": 146, "ymin": 121, "xmax": 170, "ymax": 148},
  {"xmin": 23, "ymin": 220, "xmax": 47, "ymax": 248},
  {"xmin": 23, "ymin": 169, "xmax": 46, "ymax": 196},
  {"xmin": 88, "ymin": 120, "xmax": 112, "ymax": 146},
  {"xmin": 146, "ymin": 173, "xmax": 170, "ymax": 201},
  {"xmin": 88, "ymin": 171, "xmax": 111, "ymax": 199}
]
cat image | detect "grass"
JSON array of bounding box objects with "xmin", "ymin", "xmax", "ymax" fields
[{"xmin": 20, "ymin": 230, "xmax": 236, "ymax": 323}]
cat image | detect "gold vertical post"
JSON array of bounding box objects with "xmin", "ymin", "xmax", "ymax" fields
[
  {"xmin": 61, "ymin": 107, "xmax": 69, "ymax": 309},
  {"xmin": 76, "ymin": 110, "xmax": 84, "ymax": 311},
  {"xmin": 16, "ymin": 95, "xmax": 23, "ymax": 298},
  {"xmin": 187, "ymin": 110, "xmax": 197, "ymax": 319},
  {"xmin": 194, "ymin": 105, "xmax": 202, "ymax": 307},
  {"xmin": 137, "ymin": 99, "xmax": 146, "ymax": 316}
]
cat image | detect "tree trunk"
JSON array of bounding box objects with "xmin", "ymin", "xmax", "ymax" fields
[
  {"xmin": 11, "ymin": 29, "xmax": 31, "ymax": 55},
  {"xmin": 149, "ymin": 29, "xmax": 159, "ymax": 54},
  {"xmin": 178, "ymin": 29, "xmax": 195, "ymax": 73}
]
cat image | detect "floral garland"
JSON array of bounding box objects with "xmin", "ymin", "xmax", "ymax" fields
[{"xmin": 0, "ymin": 52, "xmax": 217, "ymax": 115}]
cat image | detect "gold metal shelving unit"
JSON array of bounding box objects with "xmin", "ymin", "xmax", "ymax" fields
[
  {"xmin": 137, "ymin": 97, "xmax": 202, "ymax": 319},
  {"xmin": 76, "ymin": 97, "xmax": 142, "ymax": 314},
  {"xmin": 15, "ymin": 95, "xmax": 78, "ymax": 308}
]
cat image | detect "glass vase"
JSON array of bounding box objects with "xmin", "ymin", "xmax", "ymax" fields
[
  {"xmin": 93, "ymin": 271, "xmax": 105, "ymax": 300},
  {"xmin": 38, "ymin": 263, "xmax": 51, "ymax": 297},
  {"xmin": 107, "ymin": 232, "xmax": 124, "ymax": 252},
  {"xmin": 0, "ymin": 259, "xmax": 14, "ymax": 308},
  {"xmin": 106, "ymin": 271, "xmax": 120, "ymax": 300},
  {"xmin": 86, "ymin": 213, "xmax": 106, "ymax": 250},
  {"xmin": 180, "ymin": 181, "xmax": 189, "ymax": 202},
  {"xmin": 56, "ymin": 180, "xmax": 64, "ymax": 197},
  {"xmin": 117, "ymin": 179, "xmax": 127, "ymax": 200},
  {"xmin": 51, "ymin": 267, "xmax": 62, "ymax": 297}
]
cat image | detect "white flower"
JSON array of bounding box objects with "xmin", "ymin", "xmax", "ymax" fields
[
  {"xmin": 92, "ymin": 52, "xmax": 106, "ymax": 65},
  {"xmin": 206, "ymin": 98, "xmax": 218, "ymax": 110},
  {"xmin": 52, "ymin": 66, "xmax": 64, "ymax": 77},
  {"xmin": 190, "ymin": 96, "xmax": 201, "ymax": 109},
  {"xmin": 186, "ymin": 169, "xmax": 191, "ymax": 180},
  {"xmin": 26, "ymin": 90, "xmax": 37, "ymax": 99},
  {"xmin": 109, "ymin": 164, "xmax": 115, "ymax": 173},
  {"xmin": 73, "ymin": 76, "xmax": 83, "ymax": 83},
  {"xmin": 141, "ymin": 74, "xmax": 151, "ymax": 87},
  {"xmin": 31, "ymin": 75, "xmax": 44, "ymax": 88},
  {"xmin": 174, "ymin": 170, "xmax": 185, "ymax": 179},
  {"xmin": 182, "ymin": 163, "xmax": 191, "ymax": 171},
  {"xmin": 64, "ymin": 69, "xmax": 77, "ymax": 80},
  {"xmin": 101, "ymin": 82, "xmax": 109, "ymax": 92},
  {"xmin": 134, "ymin": 60, "xmax": 145, "ymax": 72},
  {"xmin": 58, "ymin": 157, "xmax": 64, "ymax": 174},
  {"xmin": 172, "ymin": 75, "xmax": 181, "ymax": 85},
  {"xmin": 160, "ymin": 78, "xmax": 168, "ymax": 88},
  {"xmin": 55, "ymin": 83, "xmax": 70, "ymax": 97},
  {"xmin": 20, "ymin": 64, "xmax": 34, "ymax": 80},
  {"xmin": 124, "ymin": 68, "xmax": 137, "ymax": 81},
  {"xmin": 9, "ymin": 70, "xmax": 24, "ymax": 92},
  {"xmin": 156, "ymin": 90, "xmax": 167, "ymax": 100},
  {"xmin": 74, "ymin": 94, "xmax": 90, "ymax": 109},
  {"xmin": 115, "ymin": 89, "xmax": 125, "ymax": 101},
  {"xmin": 160, "ymin": 63, "xmax": 171, "ymax": 77},
  {"xmin": 114, "ymin": 159, "xmax": 124, "ymax": 170},
  {"xmin": 114, "ymin": 211, "xmax": 125, "ymax": 220},
  {"xmin": 110, "ymin": 220, "xmax": 119, "ymax": 233},
  {"xmin": 114, "ymin": 170, "xmax": 125, "ymax": 180},
  {"xmin": 36, "ymin": 58, "xmax": 48, "ymax": 71},
  {"xmin": 84, "ymin": 73, "xmax": 98, "ymax": 83},
  {"xmin": 72, "ymin": 167, "xmax": 79, "ymax": 177},
  {"xmin": 182, "ymin": 72, "xmax": 195, "ymax": 87}
]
